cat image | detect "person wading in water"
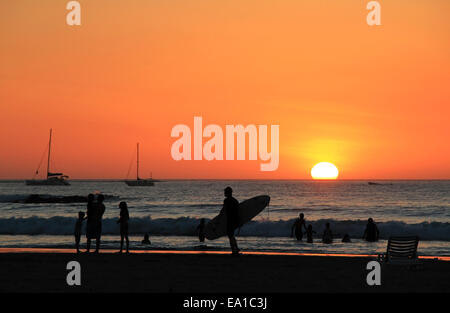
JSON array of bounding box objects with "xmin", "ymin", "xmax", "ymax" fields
[{"xmin": 291, "ymin": 213, "xmax": 307, "ymax": 240}]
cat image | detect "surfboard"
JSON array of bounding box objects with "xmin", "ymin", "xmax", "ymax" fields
[{"xmin": 204, "ymin": 195, "xmax": 270, "ymax": 240}]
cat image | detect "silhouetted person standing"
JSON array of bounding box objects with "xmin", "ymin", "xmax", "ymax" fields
[
  {"xmin": 291, "ymin": 213, "xmax": 307, "ymax": 240},
  {"xmin": 85, "ymin": 194, "xmax": 96, "ymax": 253},
  {"xmin": 117, "ymin": 201, "xmax": 129, "ymax": 253},
  {"xmin": 222, "ymin": 187, "xmax": 240, "ymax": 255},
  {"xmin": 322, "ymin": 222, "xmax": 333, "ymax": 244},
  {"xmin": 95, "ymin": 194, "xmax": 106, "ymax": 253},
  {"xmin": 363, "ymin": 218, "xmax": 379, "ymax": 242},
  {"xmin": 197, "ymin": 218, "xmax": 206, "ymax": 243}
]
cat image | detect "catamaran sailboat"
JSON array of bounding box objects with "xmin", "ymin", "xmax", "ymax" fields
[
  {"xmin": 124, "ymin": 143, "xmax": 155, "ymax": 186},
  {"xmin": 25, "ymin": 129, "xmax": 70, "ymax": 186}
]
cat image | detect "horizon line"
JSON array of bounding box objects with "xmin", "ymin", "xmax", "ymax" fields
[{"xmin": 0, "ymin": 178, "xmax": 449, "ymax": 182}]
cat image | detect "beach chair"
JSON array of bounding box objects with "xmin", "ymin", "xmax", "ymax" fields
[{"xmin": 377, "ymin": 236, "xmax": 422, "ymax": 270}]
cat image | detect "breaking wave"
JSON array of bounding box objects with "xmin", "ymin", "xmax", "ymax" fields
[{"xmin": 0, "ymin": 216, "xmax": 449, "ymax": 241}]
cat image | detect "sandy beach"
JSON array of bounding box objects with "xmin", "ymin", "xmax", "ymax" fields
[{"xmin": 0, "ymin": 250, "xmax": 448, "ymax": 293}]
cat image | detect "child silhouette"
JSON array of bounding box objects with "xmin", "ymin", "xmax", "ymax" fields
[
  {"xmin": 306, "ymin": 224, "xmax": 316, "ymax": 243},
  {"xmin": 74, "ymin": 211, "xmax": 86, "ymax": 253}
]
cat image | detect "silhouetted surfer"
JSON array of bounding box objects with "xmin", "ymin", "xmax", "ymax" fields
[
  {"xmin": 291, "ymin": 213, "xmax": 307, "ymax": 240},
  {"xmin": 363, "ymin": 218, "xmax": 379, "ymax": 242},
  {"xmin": 222, "ymin": 187, "xmax": 240, "ymax": 255},
  {"xmin": 197, "ymin": 218, "xmax": 206, "ymax": 243}
]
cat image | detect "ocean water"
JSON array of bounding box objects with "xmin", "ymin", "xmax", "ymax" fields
[{"xmin": 0, "ymin": 180, "xmax": 449, "ymax": 256}]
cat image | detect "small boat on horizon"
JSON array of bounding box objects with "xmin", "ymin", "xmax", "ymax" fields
[
  {"xmin": 368, "ymin": 182, "xmax": 393, "ymax": 186},
  {"xmin": 25, "ymin": 129, "xmax": 70, "ymax": 186},
  {"xmin": 124, "ymin": 143, "xmax": 156, "ymax": 186}
]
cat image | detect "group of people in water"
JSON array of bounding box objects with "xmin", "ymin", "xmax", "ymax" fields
[
  {"xmin": 74, "ymin": 187, "xmax": 380, "ymax": 255},
  {"xmin": 290, "ymin": 213, "xmax": 380, "ymax": 244}
]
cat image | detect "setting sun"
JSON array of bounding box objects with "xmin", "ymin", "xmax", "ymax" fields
[{"xmin": 311, "ymin": 162, "xmax": 339, "ymax": 180}]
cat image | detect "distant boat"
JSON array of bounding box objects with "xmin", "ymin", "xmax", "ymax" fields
[
  {"xmin": 124, "ymin": 143, "xmax": 155, "ymax": 186},
  {"xmin": 25, "ymin": 129, "xmax": 70, "ymax": 186},
  {"xmin": 368, "ymin": 182, "xmax": 393, "ymax": 186}
]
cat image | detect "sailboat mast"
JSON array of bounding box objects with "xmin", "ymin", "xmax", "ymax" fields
[
  {"xmin": 46, "ymin": 128, "xmax": 52, "ymax": 179},
  {"xmin": 136, "ymin": 143, "xmax": 140, "ymax": 180}
]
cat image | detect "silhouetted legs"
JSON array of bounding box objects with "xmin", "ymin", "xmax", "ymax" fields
[
  {"xmin": 75, "ymin": 236, "xmax": 81, "ymax": 254},
  {"xmin": 85, "ymin": 238, "xmax": 101, "ymax": 253},
  {"xmin": 120, "ymin": 234, "xmax": 129, "ymax": 253},
  {"xmin": 95, "ymin": 236, "xmax": 101, "ymax": 253},
  {"xmin": 228, "ymin": 234, "xmax": 239, "ymax": 255}
]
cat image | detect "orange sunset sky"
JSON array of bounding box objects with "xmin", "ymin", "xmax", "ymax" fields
[{"xmin": 1, "ymin": 0, "xmax": 449, "ymax": 179}]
